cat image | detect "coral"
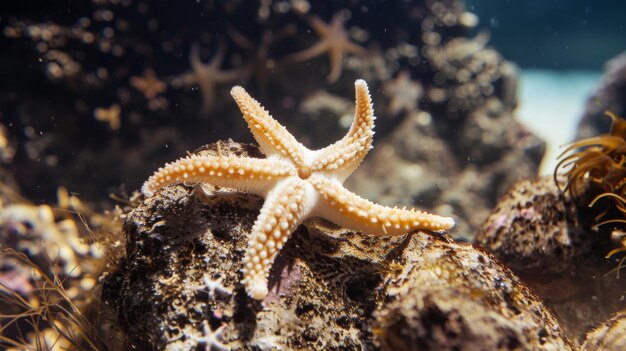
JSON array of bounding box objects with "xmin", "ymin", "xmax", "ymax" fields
[
  {"xmin": 0, "ymin": 184, "xmax": 127, "ymax": 350},
  {"xmin": 0, "ymin": 203, "xmax": 89, "ymax": 276}
]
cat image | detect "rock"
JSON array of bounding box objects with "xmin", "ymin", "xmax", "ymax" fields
[
  {"xmin": 476, "ymin": 176, "xmax": 626, "ymax": 339},
  {"xmin": 582, "ymin": 311, "xmax": 626, "ymax": 351},
  {"xmin": 476, "ymin": 176, "xmax": 591, "ymax": 273},
  {"xmin": 374, "ymin": 232, "xmax": 573, "ymax": 351},
  {"xmin": 104, "ymin": 141, "xmax": 572, "ymax": 350},
  {"xmin": 576, "ymin": 51, "xmax": 626, "ymax": 139}
]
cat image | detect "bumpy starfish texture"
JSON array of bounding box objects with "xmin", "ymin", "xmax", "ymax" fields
[{"xmin": 142, "ymin": 80, "xmax": 455, "ymax": 300}]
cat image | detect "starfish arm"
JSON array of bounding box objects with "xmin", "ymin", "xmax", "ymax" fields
[
  {"xmin": 167, "ymin": 71, "xmax": 196, "ymax": 87},
  {"xmin": 189, "ymin": 44, "xmax": 205, "ymax": 73},
  {"xmin": 284, "ymin": 40, "xmax": 331, "ymax": 63},
  {"xmin": 309, "ymin": 175, "xmax": 455, "ymax": 236},
  {"xmin": 344, "ymin": 40, "xmax": 366, "ymax": 55},
  {"xmin": 312, "ymin": 79, "xmax": 374, "ymax": 180},
  {"xmin": 326, "ymin": 47, "xmax": 345, "ymax": 83},
  {"xmin": 215, "ymin": 68, "xmax": 241, "ymax": 83},
  {"xmin": 141, "ymin": 155, "xmax": 296, "ymax": 198},
  {"xmin": 198, "ymin": 80, "xmax": 216, "ymax": 113},
  {"xmin": 241, "ymin": 178, "xmax": 315, "ymax": 300},
  {"xmin": 309, "ymin": 16, "xmax": 332, "ymax": 36},
  {"xmin": 230, "ymin": 86, "xmax": 308, "ymax": 166},
  {"xmin": 208, "ymin": 43, "xmax": 227, "ymax": 70}
]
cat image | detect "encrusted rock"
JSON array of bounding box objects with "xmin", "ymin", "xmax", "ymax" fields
[
  {"xmin": 582, "ymin": 311, "xmax": 626, "ymax": 351},
  {"xmin": 576, "ymin": 51, "xmax": 626, "ymax": 139},
  {"xmin": 104, "ymin": 141, "xmax": 572, "ymax": 350},
  {"xmin": 477, "ymin": 176, "xmax": 626, "ymax": 339},
  {"xmin": 476, "ymin": 176, "xmax": 592, "ymax": 273},
  {"xmin": 374, "ymin": 234, "xmax": 572, "ymax": 350}
]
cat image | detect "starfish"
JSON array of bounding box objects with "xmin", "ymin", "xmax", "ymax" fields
[
  {"xmin": 193, "ymin": 321, "xmax": 229, "ymax": 351},
  {"xmin": 130, "ymin": 69, "xmax": 167, "ymax": 100},
  {"xmin": 94, "ymin": 104, "xmax": 121, "ymax": 130},
  {"xmin": 169, "ymin": 44, "xmax": 240, "ymax": 113},
  {"xmin": 384, "ymin": 70, "xmax": 423, "ymax": 116},
  {"xmin": 285, "ymin": 14, "xmax": 366, "ymax": 83},
  {"xmin": 141, "ymin": 80, "xmax": 455, "ymax": 300}
]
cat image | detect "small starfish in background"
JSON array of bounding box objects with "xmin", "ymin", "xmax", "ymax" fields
[
  {"xmin": 142, "ymin": 80, "xmax": 454, "ymax": 300},
  {"xmin": 197, "ymin": 274, "xmax": 233, "ymax": 299},
  {"xmin": 169, "ymin": 44, "xmax": 240, "ymax": 113},
  {"xmin": 228, "ymin": 25, "xmax": 296, "ymax": 95},
  {"xmin": 384, "ymin": 70, "xmax": 423, "ymax": 116},
  {"xmin": 193, "ymin": 320, "xmax": 230, "ymax": 351},
  {"xmin": 130, "ymin": 69, "xmax": 167, "ymax": 100},
  {"xmin": 285, "ymin": 13, "xmax": 366, "ymax": 83},
  {"xmin": 93, "ymin": 104, "xmax": 121, "ymax": 130}
]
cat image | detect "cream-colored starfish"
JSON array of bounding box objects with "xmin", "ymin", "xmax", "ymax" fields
[
  {"xmin": 130, "ymin": 69, "xmax": 167, "ymax": 100},
  {"xmin": 142, "ymin": 80, "xmax": 455, "ymax": 300},
  {"xmin": 285, "ymin": 14, "xmax": 366, "ymax": 83},
  {"xmin": 384, "ymin": 70, "xmax": 423, "ymax": 116},
  {"xmin": 169, "ymin": 44, "xmax": 240, "ymax": 113}
]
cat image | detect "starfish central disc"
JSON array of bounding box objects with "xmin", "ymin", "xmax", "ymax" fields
[{"xmin": 298, "ymin": 166, "xmax": 312, "ymax": 179}]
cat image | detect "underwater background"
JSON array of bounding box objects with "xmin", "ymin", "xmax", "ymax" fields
[{"xmin": 1, "ymin": 0, "xmax": 626, "ymax": 350}]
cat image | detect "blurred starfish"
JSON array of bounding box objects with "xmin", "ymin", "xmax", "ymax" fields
[
  {"xmin": 170, "ymin": 44, "xmax": 240, "ymax": 113},
  {"xmin": 285, "ymin": 14, "xmax": 366, "ymax": 83},
  {"xmin": 94, "ymin": 104, "xmax": 121, "ymax": 130},
  {"xmin": 130, "ymin": 69, "xmax": 167, "ymax": 100},
  {"xmin": 384, "ymin": 70, "xmax": 423, "ymax": 116}
]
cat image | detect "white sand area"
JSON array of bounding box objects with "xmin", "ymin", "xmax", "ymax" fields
[{"xmin": 516, "ymin": 69, "xmax": 602, "ymax": 175}]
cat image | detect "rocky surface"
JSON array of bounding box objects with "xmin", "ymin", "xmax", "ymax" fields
[
  {"xmin": 476, "ymin": 176, "xmax": 592, "ymax": 273},
  {"xmin": 374, "ymin": 229, "xmax": 572, "ymax": 351},
  {"xmin": 477, "ymin": 176, "xmax": 626, "ymax": 342},
  {"xmin": 576, "ymin": 51, "xmax": 626, "ymax": 139},
  {"xmin": 581, "ymin": 312, "xmax": 626, "ymax": 351},
  {"xmin": 103, "ymin": 141, "xmax": 572, "ymax": 350}
]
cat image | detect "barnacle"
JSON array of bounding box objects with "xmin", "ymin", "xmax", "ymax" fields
[{"xmin": 556, "ymin": 111, "xmax": 626, "ymax": 272}]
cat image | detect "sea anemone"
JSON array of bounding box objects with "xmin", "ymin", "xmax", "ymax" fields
[{"xmin": 556, "ymin": 111, "xmax": 626, "ymax": 273}]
